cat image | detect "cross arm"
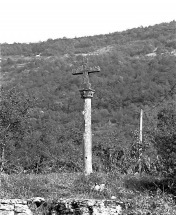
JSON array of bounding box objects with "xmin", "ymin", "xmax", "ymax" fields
[{"xmin": 72, "ymin": 66, "xmax": 101, "ymax": 75}]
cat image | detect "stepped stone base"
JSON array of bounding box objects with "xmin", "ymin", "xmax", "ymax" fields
[{"xmin": 0, "ymin": 198, "xmax": 124, "ymax": 215}]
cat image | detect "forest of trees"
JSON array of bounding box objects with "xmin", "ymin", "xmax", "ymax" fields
[{"xmin": 1, "ymin": 20, "xmax": 176, "ymax": 175}]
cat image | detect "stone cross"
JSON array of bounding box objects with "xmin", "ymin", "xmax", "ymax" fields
[
  {"xmin": 73, "ymin": 57, "xmax": 100, "ymax": 93},
  {"xmin": 72, "ymin": 57, "xmax": 100, "ymax": 175}
]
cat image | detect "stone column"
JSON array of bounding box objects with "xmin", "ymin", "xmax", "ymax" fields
[{"xmin": 80, "ymin": 89, "xmax": 94, "ymax": 175}]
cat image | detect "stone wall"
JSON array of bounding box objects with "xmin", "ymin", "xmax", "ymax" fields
[
  {"xmin": 0, "ymin": 199, "xmax": 32, "ymax": 215},
  {"xmin": 0, "ymin": 198, "xmax": 125, "ymax": 215}
]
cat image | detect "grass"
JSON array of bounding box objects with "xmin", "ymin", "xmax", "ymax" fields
[
  {"xmin": 0, "ymin": 172, "xmax": 81, "ymax": 199},
  {"xmin": 1, "ymin": 172, "xmax": 176, "ymax": 214}
]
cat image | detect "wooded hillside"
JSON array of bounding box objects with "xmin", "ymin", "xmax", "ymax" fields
[{"xmin": 1, "ymin": 20, "xmax": 176, "ymax": 175}]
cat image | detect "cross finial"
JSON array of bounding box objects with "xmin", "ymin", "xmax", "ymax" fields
[
  {"xmin": 82, "ymin": 56, "xmax": 89, "ymax": 71},
  {"xmin": 83, "ymin": 56, "xmax": 88, "ymax": 65}
]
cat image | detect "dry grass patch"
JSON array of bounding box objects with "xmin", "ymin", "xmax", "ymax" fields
[{"xmin": 0, "ymin": 172, "xmax": 81, "ymax": 199}]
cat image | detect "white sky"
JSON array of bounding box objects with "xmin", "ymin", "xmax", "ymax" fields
[{"xmin": 0, "ymin": 0, "xmax": 176, "ymax": 44}]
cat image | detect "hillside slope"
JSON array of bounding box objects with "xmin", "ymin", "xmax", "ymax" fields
[{"xmin": 0, "ymin": 21, "xmax": 176, "ymax": 173}]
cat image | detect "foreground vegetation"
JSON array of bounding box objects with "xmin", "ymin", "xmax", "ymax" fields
[
  {"xmin": 1, "ymin": 20, "xmax": 176, "ymax": 213},
  {"xmin": 1, "ymin": 172, "xmax": 176, "ymax": 214}
]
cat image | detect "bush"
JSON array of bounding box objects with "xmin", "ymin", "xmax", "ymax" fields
[{"xmin": 153, "ymin": 102, "xmax": 176, "ymax": 176}]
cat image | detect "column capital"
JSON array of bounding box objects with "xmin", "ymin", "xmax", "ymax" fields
[{"xmin": 79, "ymin": 88, "xmax": 95, "ymax": 99}]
